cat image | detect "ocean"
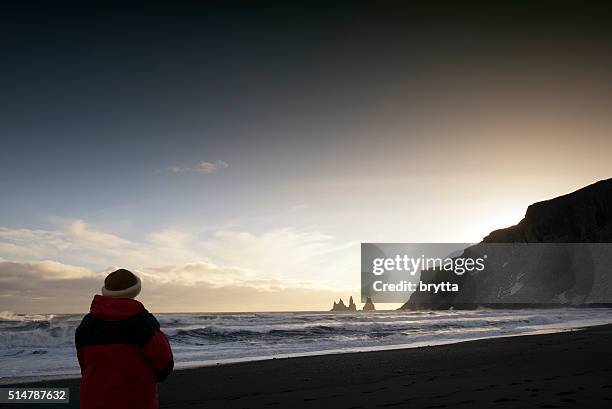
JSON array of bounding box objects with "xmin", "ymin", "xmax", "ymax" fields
[{"xmin": 2, "ymin": 308, "xmax": 612, "ymax": 382}]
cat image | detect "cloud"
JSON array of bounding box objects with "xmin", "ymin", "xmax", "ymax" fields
[
  {"xmin": 0, "ymin": 221, "xmax": 358, "ymax": 284},
  {"xmin": 143, "ymin": 262, "xmax": 253, "ymax": 286},
  {"xmin": 141, "ymin": 261, "xmax": 334, "ymax": 292},
  {"xmin": 290, "ymin": 203, "xmax": 310, "ymax": 212},
  {"xmin": 202, "ymin": 228, "xmax": 357, "ymax": 282},
  {"xmin": 0, "ymin": 220, "xmax": 149, "ymax": 267},
  {"xmin": 170, "ymin": 160, "xmax": 228, "ymax": 174},
  {"xmin": 0, "ymin": 219, "xmax": 360, "ymax": 312},
  {"xmin": 0, "ymin": 258, "xmax": 98, "ymax": 282},
  {"xmin": 0, "ymin": 258, "xmax": 104, "ymax": 311},
  {"xmin": 0, "ymin": 258, "xmax": 349, "ymax": 313}
]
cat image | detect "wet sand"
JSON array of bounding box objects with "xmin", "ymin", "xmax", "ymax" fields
[{"xmin": 5, "ymin": 324, "xmax": 612, "ymax": 408}]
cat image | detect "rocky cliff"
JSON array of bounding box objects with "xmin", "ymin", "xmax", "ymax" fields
[
  {"xmin": 483, "ymin": 178, "xmax": 612, "ymax": 243},
  {"xmin": 401, "ymin": 178, "xmax": 612, "ymax": 310}
]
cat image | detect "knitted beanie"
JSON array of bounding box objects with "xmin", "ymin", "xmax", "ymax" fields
[{"xmin": 101, "ymin": 269, "xmax": 141, "ymax": 299}]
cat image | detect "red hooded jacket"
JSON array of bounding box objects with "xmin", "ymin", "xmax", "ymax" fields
[{"xmin": 75, "ymin": 295, "xmax": 174, "ymax": 409}]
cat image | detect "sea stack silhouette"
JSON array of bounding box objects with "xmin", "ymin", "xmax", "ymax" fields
[
  {"xmin": 401, "ymin": 178, "xmax": 612, "ymax": 310},
  {"xmin": 331, "ymin": 296, "xmax": 357, "ymax": 311},
  {"xmin": 362, "ymin": 297, "xmax": 376, "ymax": 311}
]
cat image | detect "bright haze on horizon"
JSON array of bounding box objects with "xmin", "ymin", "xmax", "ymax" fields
[{"xmin": 1, "ymin": 3, "xmax": 612, "ymax": 313}]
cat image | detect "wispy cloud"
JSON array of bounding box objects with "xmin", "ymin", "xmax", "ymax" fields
[
  {"xmin": 0, "ymin": 222, "xmax": 357, "ymax": 283},
  {"xmin": 170, "ymin": 160, "xmax": 228, "ymax": 174},
  {"xmin": 0, "ymin": 257, "xmax": 99, "ymax": 281},
  {"xmin": 0, "ymin": 219, "xmax": 359, "ymax": 312},
  {"xmin": 290, "ymin": 203, "xmax": 311, "ymax": 212},
  {"xmin": 0, "ymin": 220, "xmax": 149, "ymax": 267},
  {"xmin": 0, "ymin": 258, "xmax": 349, "ymax": 313}
]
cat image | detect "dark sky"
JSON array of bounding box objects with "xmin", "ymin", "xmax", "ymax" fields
[{"xmin": 2, "ymin": 2, "xmax": 611, "ymax": 230}]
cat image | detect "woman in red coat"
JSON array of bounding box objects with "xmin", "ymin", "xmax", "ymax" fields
[{"xmin": 75, "ymin": 269, "xmax": 174, "ymax": 409}]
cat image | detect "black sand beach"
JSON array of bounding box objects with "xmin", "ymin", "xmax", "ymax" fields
[{"xmin": 5, "ymin": 324, "xmax": 612, "ymax": 409}]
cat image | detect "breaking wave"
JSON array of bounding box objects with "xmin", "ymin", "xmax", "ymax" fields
[{"xmin": 2, "ymin": 308, "xmax": 612, "ymax": 381}]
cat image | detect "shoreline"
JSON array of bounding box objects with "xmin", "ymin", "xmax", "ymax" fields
[
  {"xmin": 1, "ymin": 320, "xmax": 604, "ymax": 386},
  {"xmin": 4, "ymin": 323, "xmax": 612, "ymax": 408}
]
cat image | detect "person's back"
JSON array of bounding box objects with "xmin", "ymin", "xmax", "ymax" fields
[{"xmin": 75, "ymin": 269, "xmax": 174, "ymax": 409}]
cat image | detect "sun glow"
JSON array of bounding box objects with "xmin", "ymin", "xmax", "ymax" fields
[{"xmin": 476, "ymin": 205, "xmax": 527, "ymax": 239}]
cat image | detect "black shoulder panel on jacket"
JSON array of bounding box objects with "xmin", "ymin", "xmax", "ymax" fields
[{"xmin": 75, "ymin": 312, "xmax": 160, "ymax": 348}]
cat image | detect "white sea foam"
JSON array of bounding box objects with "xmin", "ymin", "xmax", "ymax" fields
[{"xmin": 1, "ymin": 308, "xmax": 612, "ymax": 382}]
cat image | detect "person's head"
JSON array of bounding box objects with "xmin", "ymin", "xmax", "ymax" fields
[{"xmin": 101, "ymin": 269, "xmax": 141, "ymax": 299}]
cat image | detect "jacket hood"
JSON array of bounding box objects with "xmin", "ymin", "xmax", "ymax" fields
[{"xmin": 89, "ymin": 294, "xmax": 147, "ymax": 320}]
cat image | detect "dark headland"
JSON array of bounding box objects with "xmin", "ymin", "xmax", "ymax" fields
[{"xmin": 402, "ymin": 178, "xmax": 612, "ymax": 310}]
